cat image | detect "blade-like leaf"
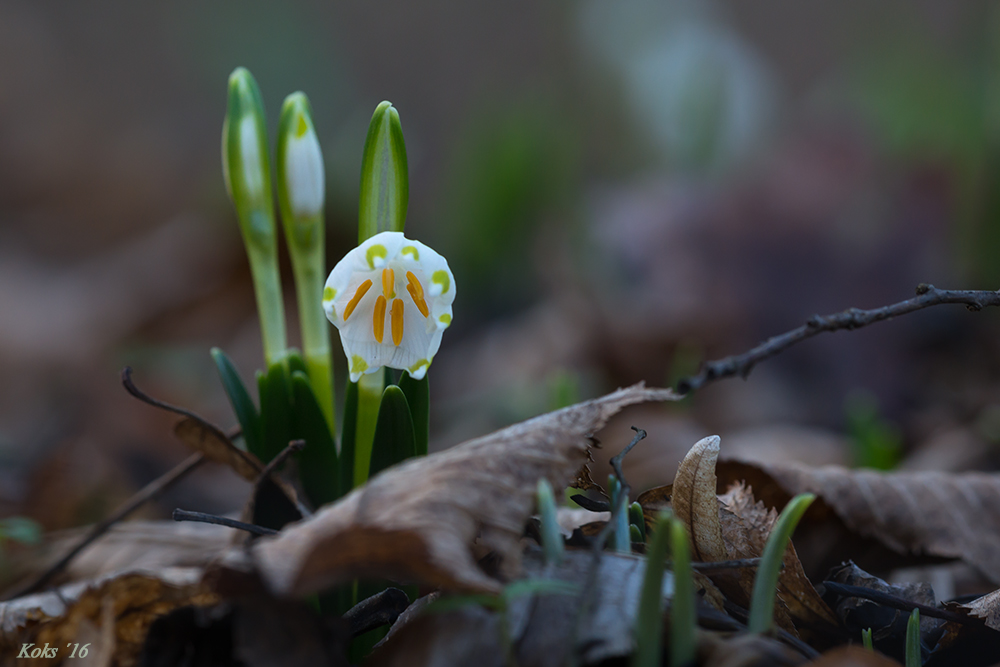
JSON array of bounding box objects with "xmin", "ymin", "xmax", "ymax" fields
[
  {"xmin": 368, "ymin": 385, "xmax": 416, "ymax": 479},
  {"xmin": 210, "ymin": 347, "xmax": 262, "ymax": 456},
  {"xmin": 358, "ymin": 101, "xmax": 408, "ymax": 242},
  {"xmin": 258, "ymin": 363, "xmax": 292, "ymax": 463},
  {"xmin": 399, "ymin": 371, "xmax": 429, "ymax": 457},
  {"xmin": 291, "ymin": 371, "xmax": 339, "ymax": 507}
]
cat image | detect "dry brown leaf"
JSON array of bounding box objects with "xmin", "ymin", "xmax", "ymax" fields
[
  {"xmin": 245, "ymin": 384, "xmax": 678, "ymax": 596},
  {"xmin": 672, "ymin": 435, "xmax": 728, "ymax": 563},
  {"xmin": 722, "ymin": 483, "xmax": 839, "ymax": 634},
  {"xmin": 0, "ymin": 567, "xmax": 218, "ymax": 666},
  {"xmin": 957, "ymin": 589, "xmax": 1000, "ymax": 631},
  {"xmin": 173, "ymin": 417, "xmax": 262, "ymax": 481},
  {"xmin": 717, "ymin": 460, "xmax": 1000, "ymax": 584}
]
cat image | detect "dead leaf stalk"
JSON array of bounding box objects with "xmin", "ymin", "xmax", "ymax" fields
[
  {"xmin": 172, "ymin": 509, "xmax": 278, "ymax": 536},
  {"xmin": 677, "ymin": 285, "xmax": 1000, "ymax": 394}
]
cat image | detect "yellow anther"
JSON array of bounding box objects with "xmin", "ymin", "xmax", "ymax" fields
[
  {"xmin": 391, "ymin": 298, "xmax": 404, "ymax": 346},
  {"xmin": 406, "ymin": 271, "xmax": 429, "ymax": 317},
  {"xmin": 382, "ymin": 268, "xmax": 395, "ymax": 298},
  {"xmin": 373, "ymin": 295, "xmax": 387, "ymax": 343},
  {"xmin": 343, "ymin": 279, "xmax": 373, "ymax": 321}
]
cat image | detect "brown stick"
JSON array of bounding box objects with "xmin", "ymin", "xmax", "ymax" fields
[
  {"xmin": 2, "ymin": 452, "xmax": 206, "ymax": 599},
  {"xmin": 677, "ymin": 285, "xmax": 1000, "ymax": 394}
]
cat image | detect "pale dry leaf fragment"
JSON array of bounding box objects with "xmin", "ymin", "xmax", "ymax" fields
[
  {"xmin": 250, "ymin": 384, "xmax": 679, "ymax": 596},
  {"xmin": 672, "ymin": 435, "xmax": 728, "ymax": 563},
  {"xmin": 959, "ymin": 588, "xmax": 1000, "ymax": 631},
  {"xmin": 173, "ymin": 417, "xmax": 262, "ymax": 481},
  {"xmin": 717, "ymin": 460, "xmax": 1000, "ymax": 584}
]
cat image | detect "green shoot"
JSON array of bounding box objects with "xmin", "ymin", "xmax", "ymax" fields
[
  {"xmin": 630, "ymin": 501, "xmax": 647, "ymax": 542},
  {"xmin": 632, "ymin": 511, "xmax": 672, "ymax": 667},
  {"xmin": 536, "ymin": 479, "xmax": 564, "ymax": 565},
  {"xmin": 748, "ymin": 493, "xmax": 815, "ymax": 634},
  {"xmin": 669, "ymin": 518, "xmax": 696, "ymax": 667},
  {"xmin": 906, "ymin": 608, "xmax": 921, "ymax": 667},
  {"xmin": 862, "ymin": 627, "xmax": 874, "ymax": 651}
]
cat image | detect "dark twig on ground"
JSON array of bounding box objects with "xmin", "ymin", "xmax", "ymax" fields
[
  {"xmin": 822, "ymin": 581, "xmax": 973, "ymax": 625},
  {"xmin": 343, "ymin": 588, "xmax": 412, "ymax": 637},
  {"xmin": 2, "ymin": 451, "xmax": 206, "ymax": 600},
  {"xmin": 677, "ymin": 285, "xmax": 1000, "ymax": 394},
  {"xmin": 172, "ymin": 509, "xmax": 277, "ymax": 536},
  {"xmin": 250, "ymin": 439, "xmax": 312, "ymax": 519}
]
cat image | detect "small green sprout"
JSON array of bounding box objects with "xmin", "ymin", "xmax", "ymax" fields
[
  {"xmin": 536, "ymin": 479, "xmax": 564, "ymax": 565},
  {"xmin": 607, "ymin": 475, "xmax": 630, "ymax": 553},
  {"xmin": 221, "ymin": 67, "xmax": 287, "ymax": 366},
  {"xmin": 629, "ymin": 501, "xmax": 647, "ymax": 542},
  {"xmin": 747, "ymin": 493, "xmax": 815, "ymax": 635},
  {"xmin": 634, "ymin": 511, "xmax": 690, "ymax": 667},
  {"xmin": 906, "ymin": 608, "xmax": 921, "ymax": 667},
  {"xmin": 668, "ymin": 518, "xmax": 696, "ymax": 667},
  {"xmin": 862, "ymin": 627, "xmax": 874, "ymax": 651}
]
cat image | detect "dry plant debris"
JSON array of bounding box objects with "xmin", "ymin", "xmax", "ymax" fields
[{"xmin": 245, "ymin": 384, "xmax": 679, "ymax": 596}]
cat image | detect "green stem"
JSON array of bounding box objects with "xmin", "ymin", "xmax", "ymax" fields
[
  {"xmin": 669, "ymin": 519, "xmax": 696, "ymax": 667},
  {"xmin": 353, "ymin": 371, "xmax": 385, "ymax": 486}
]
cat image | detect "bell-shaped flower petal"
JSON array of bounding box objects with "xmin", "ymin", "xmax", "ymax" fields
[{"xmin": 324, "ymin": 231, "xmax": 455, "ymax": 382}]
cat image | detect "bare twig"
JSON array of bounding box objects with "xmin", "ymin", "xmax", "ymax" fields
[
  {"xmin": 693, "ymin": 558, "xmax": 763, "ymax": 572},
  {"xmin": 3, "ymin": 452, "xmax": 206, "ymax": 600},
  {"xmin": 677, "ymin": 285, "xmax": 1000, "ymax": 394},
  {"xmin": 822, "ymin": 581, "xmax": 973, "ymax": 625},
  {"xmin": 254, "ymin": 439, "xmax": 305, "ymax": 487},
  {"xmin": 172, "ymin": 509, "xmax": 277, "ymax": 536}
]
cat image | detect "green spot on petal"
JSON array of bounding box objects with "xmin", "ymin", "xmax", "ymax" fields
[
  {"xmin": 438, "ymin": 313, "xmax": 451, "ymax": 325},
  {"xmin": 295, "ymin": 114, "xmax": 309, "ymax": 138},
  {"xmin": 366, "ymin": 244, "xmax": 388, "ymax": 268},
  {"xmin": 409, "ymin": 359, "xmax": 430, "ymax": 374},
  {"xmin": 432, "ymin": 270, "xmax": 450, "ymax": 293},
  {"xmin": 351, "ymin": 355, "xmax": 369, "ymax": 375},
  {"xmin": 401, "ymin": 245, "xmax": 420, "ymax": 260},
  {"xmin": 323, "ymin": 286, "xmax": 336, "ymax": 301}
]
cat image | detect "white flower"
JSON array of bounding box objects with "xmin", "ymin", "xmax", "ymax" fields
[{"xmin": 323, "ymin": 231, "xmax": 455, "ymax": 382}]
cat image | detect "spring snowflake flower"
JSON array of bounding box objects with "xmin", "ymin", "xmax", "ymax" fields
[{"xmin": 323, "ymin": 231, "xmax": 455, "ymax": 382}]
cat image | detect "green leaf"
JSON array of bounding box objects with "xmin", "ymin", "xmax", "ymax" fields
[
  {"xmin": 358, "ymin": 101, "xmax": 408, "ymax": 242},
  {"xmin": 368, "ymin": 385, "xmax": 416, "ymax": 479},
  {"xmin": 398, "ymin": 371, "xmax": 429, "ymax": 457},
  {"xmin": 748, "ymin": 493, "xmax": 815, "ymax": 635},
  {"xmin": 258, "ymin": 363, "xmax": 292, "ymax": 463},
  {"xmin": 633, "ymin": 511, "xmax": 672, "ymax": 667},
  {"xmin": 291, "ymin": 371, "xmax": 339, "ymax": 507},
  {"xmin": 629, "ymin": 501, "xmax": 646, "ymax": 542},
  {"xmin": 210, "ymin": 347, "xmax": 263, "ymax": 456},
  {"xmin": 862, "ymin": 627, "xmax": 874, "ymax": 651},
  {"xmin": 287, "ymin": 348, "xmax": 309, "ymax": 377},
  {"xmin": 340, "ymin": 378, "xmax": 358, "ymax": 494},
  {"xmin": 0, "ymin": 517, "xmax": 41, "ymax": 545}
]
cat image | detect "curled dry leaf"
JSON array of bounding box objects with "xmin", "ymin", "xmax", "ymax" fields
[
  {"xmin": 245, "ymin": 384, "xmax": 678, "ymax": 596},
  {"xmin": 173, "ymin": 417, "xmax": 262, "ymax": 482},
  {"xmin": 672, "ymin": 435, "xmax": 728, "ymax": 563},
  {"xmin": 717, "ymin": 460, "xmax": 1000, "ymax": 585}
]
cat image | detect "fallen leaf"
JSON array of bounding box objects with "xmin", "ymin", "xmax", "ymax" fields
[
  {"xmin": 717, "ymin": 460, "xmax": 1000, "ymax": 584},
  {"xmin": 672, "ymin": 435, "xmax": 728, "ymax": 563},
  {"xmin": 0, "ymin": 567, "xmax": 218, "ymax": 666},
  {"xmin": 722, "ymin": 483, "xmax": 839, "ymax": 636},
  {"xmin": 173, "ymin": 417, "xmax": 262, "ymax": 482},
  {"xmin": 370, "ymin": 547, "xmax": 670, "ymax": 667},
  {"xmin": 245, "ymin": 384, "xmax": 678, "ymax": 596},
  {"xmin": 954, "ymin": 589, "xmax": 1000, "ymax": 632}
]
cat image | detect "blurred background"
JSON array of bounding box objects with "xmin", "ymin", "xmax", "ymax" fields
[{"xmin": 2, "ymin": 0, "xmax": 1000, "ymax": 548}]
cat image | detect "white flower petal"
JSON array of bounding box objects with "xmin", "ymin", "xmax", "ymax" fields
[{"xmin": 323, "ymin": 231, "xmax": 455, "ymax": 381}]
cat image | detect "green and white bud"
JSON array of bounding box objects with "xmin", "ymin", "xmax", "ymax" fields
[
  {"xmin": 277, "ymin": 92, "xmax": 335, "ymax": 432},
  {"xmin": 358, "ymin": 101, "xmax": 409, "ymax": 243}
]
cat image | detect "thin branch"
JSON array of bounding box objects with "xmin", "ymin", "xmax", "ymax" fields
[
  {"xmin": 692, "ymin": 558, "xmax": 763, "ymax": 572},
  {"xmin": 3, "ymin": 452, "xmax": 206, "ymax": 600},
  {"xmin": 254, "ymin": 439, "xmax": 305, "ymax": 487},
  {"xmin": 677, "ymin": 285, "xmax": 1000, "ymax": 394},
  {"xmin": 172, "ymin": 509, "xmax": 277, "ymax": 536},
  {"xmin": 822, "ymin": 581, "xmax": 973, "ymax": 625}
]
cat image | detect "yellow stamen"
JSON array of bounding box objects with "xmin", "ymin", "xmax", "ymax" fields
[
  {"xmin": 343, "ymin": 279, "xmax": 373, "ymax": 321},
  {"xmin": 373, "ymin": 295, "xmax": 387, "ymax": 343},
  {"xmin": 391, "ymin": 298, "xmax": 404, "ymax": 346},
  {"xmin": 406, "ymin": 271, "xmax": 429, "ymax": 317},
  {"xmin": 382, "ymin": 267, "xmax": 395, "ymax": 298}
]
